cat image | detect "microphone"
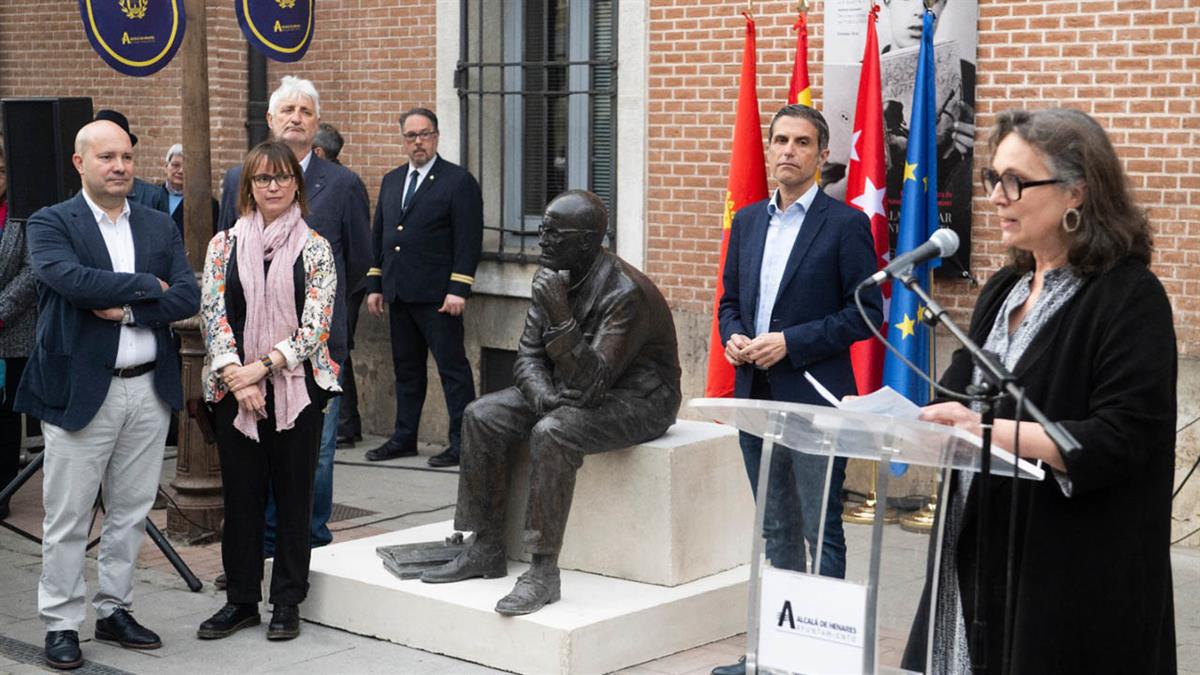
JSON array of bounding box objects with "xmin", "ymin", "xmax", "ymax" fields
[{"xmin": 866, "ymin": 228, "xmax": 960, "ymax": 285}]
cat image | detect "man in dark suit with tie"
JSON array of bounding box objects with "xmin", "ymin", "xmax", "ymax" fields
[
  {"xmin": 17, "ymin": 120, "xmax": 199, "ymax": 669},
  {"xmin": 711, "ymin": 103, "xmax": 883, "ymax": 675},
  {"xmin": 216, "ymin": 76, "xmax": 371, "ymax": 551},
  {"xmin": 366, "ymin": 107, "xmax": 482, "ymax": 468}
]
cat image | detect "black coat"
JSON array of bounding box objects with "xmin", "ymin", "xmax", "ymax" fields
[
  {"xmin": 367, "ymin": 155, "xmax": 483, "ymax": 304},
  {"xmin": 903, "ymin": 258, "xmax": 1177, "ymax": 674}
]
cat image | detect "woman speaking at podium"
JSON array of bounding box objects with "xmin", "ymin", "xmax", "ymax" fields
[{"xmin": 903, "ymin": 109, "xmax": 1176, "ymax": 673}]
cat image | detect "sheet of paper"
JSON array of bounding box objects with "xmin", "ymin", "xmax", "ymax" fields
[{"xmin": 804, "ymin": 371, "xmax": 922, "ymax": 419}]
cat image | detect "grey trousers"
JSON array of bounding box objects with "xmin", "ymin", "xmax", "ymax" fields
[{"xmin": 39, "ymin": 373, "xmax": 168, "ymax": 631}]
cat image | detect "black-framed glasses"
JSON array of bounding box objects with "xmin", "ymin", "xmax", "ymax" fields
[
  {"xmin": 251, "ymin": 173, "xmax": 295, "ymax": 189},
  {"xmin": 402, "ymin": 130, "xmax": 439, "ymax": 142},
  {"xmin": 981, "ymin": 168, "xmax": 1062, "ymax": 201}
]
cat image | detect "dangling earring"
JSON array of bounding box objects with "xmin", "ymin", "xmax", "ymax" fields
[{"xmin": 1061, "ymin": 207, "xmax": 1081, "ymax": 233}]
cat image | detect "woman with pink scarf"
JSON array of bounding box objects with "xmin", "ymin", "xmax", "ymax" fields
[{"xmin": 196, "ymin": 141, "xmax": 340, "ymax": 642}]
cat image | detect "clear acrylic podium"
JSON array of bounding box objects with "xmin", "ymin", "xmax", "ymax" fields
[{"xmin": 689, "ymin": 397, "xmax": 1045, "ymax": 675}]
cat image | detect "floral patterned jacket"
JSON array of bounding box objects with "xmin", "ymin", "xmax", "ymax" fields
[{"xmin": 200, "ymin": 223, "xmax": 341, "ymax": 402}]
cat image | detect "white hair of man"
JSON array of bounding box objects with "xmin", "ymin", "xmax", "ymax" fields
[
  {"xmin": 268, "ymin": 75, "xmax": 321, "ymax": 117},
  {"xmin": 165, "ymin": 143, "xmax": 183, "ymax": 164}
]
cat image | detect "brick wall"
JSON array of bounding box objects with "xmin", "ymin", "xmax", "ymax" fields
[
  {"xmin": 646, "ymin": 0, "xmax": 1200, "ymax": 354},
  {"xmin": 4, "ymin": 1, "xmax": 1195, "ymax": 353}
]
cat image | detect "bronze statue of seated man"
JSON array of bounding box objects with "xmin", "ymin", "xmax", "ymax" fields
[{"xmin": 420, "ymin": 190, "xmax": 682, "ymax": 615}]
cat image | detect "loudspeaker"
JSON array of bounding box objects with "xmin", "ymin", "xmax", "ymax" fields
[{"xmin": 1, "ymin": 97, "xmax": 93, "ymax": 222}]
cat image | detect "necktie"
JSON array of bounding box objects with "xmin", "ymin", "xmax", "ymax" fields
[{"xmin": 403, "ymin": 169, "xmax": 420, "ymax": 209}]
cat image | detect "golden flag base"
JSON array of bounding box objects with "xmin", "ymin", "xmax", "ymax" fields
[
  {"xmin": 900, "ymin": 499, "xmax": 937, "ymax": 533},
  {"xmin": 843, "ymin": 490, "xmax": 899, "ymax": 524}
]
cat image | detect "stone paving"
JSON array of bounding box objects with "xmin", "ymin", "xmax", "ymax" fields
[{"xmin": 1, "ymin": 437, "xmax": 1197, "ymax": 674}]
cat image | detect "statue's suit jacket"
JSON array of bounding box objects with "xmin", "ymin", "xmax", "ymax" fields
[
  {"xmin": 217, "ymin": 154, "xmax": 371, "ymax": 365},
  {"xmin": 15, "ymin": 193, "xmax": 200, "ymax": 431},
  {"xmin": 718, "ymin": 188, "xmax": 884, "ymax": 404}
]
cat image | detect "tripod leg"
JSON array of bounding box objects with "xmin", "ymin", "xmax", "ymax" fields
[
  {"xmin": 0, "ymin": 447, "xmax": 43, "ymax": 504},
  {"xmin": 144, "ymin": 518, "xmax": 202, "ymax": 592}
]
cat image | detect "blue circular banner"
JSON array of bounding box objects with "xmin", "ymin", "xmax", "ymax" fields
[
  {"xmin": 236, "ymin": 0, "xmax": 315, "ymax": 63},
  {"xmin": 78, "ymin": 0, "xmax": 186, "ymax": 77}
]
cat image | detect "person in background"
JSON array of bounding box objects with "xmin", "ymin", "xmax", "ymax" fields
[
  {"xmin": 160, "ymin": 143, "xmax": 220, "ymax": 238},
  {"xmin": 197, "ymin": 141, "xmax": 340, "ymax": 642},
  {"xmin": 0, "ymin": 140, "xmax": 39, "ymax": 522},
  {"xmin": 311, "ymin": 122, "xmax": 343, "ymax": 165}
]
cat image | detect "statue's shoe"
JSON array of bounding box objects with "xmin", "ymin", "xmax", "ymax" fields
[
  {"xmin": 420, "ymin": 544, "xmax": 507, "ymax": 583},
  {"xmin": 494, "ymin": 569, "xmax": 561, "ymax": 616}
]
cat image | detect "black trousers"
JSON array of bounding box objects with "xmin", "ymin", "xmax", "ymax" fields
[
  {"xmin": 212, "ymin": 389, "xmax": 323, "ymax": 606},
  {"xmin": 386, "ymin": 299, "xmax": 475, "ymax": 451},
  {"xmin": 0, "ymin": 358, "xmax": 28, "ymax": 499},
  {"xmin": 337, "ymin": 287, "xmax": 365, "ymax": 439}
]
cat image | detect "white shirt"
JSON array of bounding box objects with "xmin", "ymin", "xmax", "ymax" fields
[
  {"xmin": 404, "ymin": 154, "xmax": 438, "ymax": 208},
  {"xmin": 298, "ymin": 150, "xmax": 312, "ymax": 174},
  {"xmin": 755, "ymin": 183, "xmax": 818, "ymax": 338},
  {"xmin": 81, "ymin": 190, "xmax": 158, "ymax": 369}
]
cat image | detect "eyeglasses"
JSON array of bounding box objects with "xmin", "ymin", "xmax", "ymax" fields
[
  {"xmin": 980, "ymin": 168, "xmax": 1063, "ymax": 201},
  {"xmin": 537, "ymin": 224, "xmax": 593, "ymax": 242},
  {"xmin": 251, "ymin": 173, "xmax": 296, "ymax": 188},
  {"xmin": 402, "ymin": 130, "xmax": 438, "ymax": 142}
]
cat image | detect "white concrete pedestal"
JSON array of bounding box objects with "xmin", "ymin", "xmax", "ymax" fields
[{"xmin": 295, "ymin": 521, "xmax": 749, "ymax": 675}]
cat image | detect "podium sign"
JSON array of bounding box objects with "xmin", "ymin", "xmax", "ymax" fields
[
  {"xmin": 689, "ymin": 397, "xmax": 1044, "ymax": 674},
  {"xmin": 759, "ymin": 568, "xmax": 867, "ymax": 674}
]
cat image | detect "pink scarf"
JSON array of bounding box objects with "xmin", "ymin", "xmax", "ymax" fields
[{"xmin": 233, "ymin": 203, "xmax": 311, "ymax": 441}]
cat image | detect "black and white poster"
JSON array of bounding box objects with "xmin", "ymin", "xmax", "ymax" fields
[{"xmin": 822, "ymin": 0, "xmax": 977, "ymax": 277}]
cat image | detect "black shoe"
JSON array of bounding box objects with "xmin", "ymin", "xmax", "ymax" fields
[
  {"xmin": 214, "ymin": 573, "xmax": 227, "ymax": 590},
  {"xmin": 711, "ymin": 656, "xmax": 746, "ymax": 675},
  {"xmin": 427, "ymin": 446, "xmax": 460, "ymax": 467},
  {"xmin": 44, "ymin": 630, "xmax": 82, "ymax": 670},
  {"xmin": 197, "ymin": 603, "xmax": 261, "ymax": 639},
  {"xmin": 365, "ymin": 441, "xmax": 418, "ymax": 461},
  {"xmin": 336, "ymin": 436, "xmax": 356, "ymax": 449},
  {"xmin": 266, "ymin": 605, "xmax": 300, "ymax": 641},
  {"xmin": 421, "ymin": 542, "xmax": 507, "ymax": 583},
  {"xmin": 494, "ymin": 568, "xmax": 561, "ymax": 616},
  {"xmin": 94, "ymin": 608, "xmax": 161, "ymax": 650}
]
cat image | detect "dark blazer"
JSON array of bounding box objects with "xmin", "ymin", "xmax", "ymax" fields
[
  {"xmin": 130, "ymin": 177, "xmax": 168, "ymax": 213},
  {"xmin": 0, "ymin": 220, "xmax": 38, "ymax": 358},
  {"xmin": 217, "ymin": 154, "xmax": 371, "ymax": 365},
  {"xmin": 15, "ymin": 193, "xmax": 200, "ymax": 431},
  {"xmin": 718, "ymin": 189, "xmax": 883, "ymax": 404},
  {"xmin": 903, "ymin": 258, "xmax": 1177, "ymax": 674},
  {"xmin": 367, "ymin": 155, "xmax": 483, "ymax": 303},
  {"xmin": 160, "ymin": 184, "xmax": 219, "ymax": 239}
]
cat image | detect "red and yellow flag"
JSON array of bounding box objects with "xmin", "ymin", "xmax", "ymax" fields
[
  {"xmin": 846, "ymin": 5, "xmax": 889, "ymax": 395},
  {"xmin": 705, "ymin": 12, "xmax": 769, "ymax": 398},
  {"xmin": 788, "ymin": 12, "xmax": 813, "ymax": 107}
]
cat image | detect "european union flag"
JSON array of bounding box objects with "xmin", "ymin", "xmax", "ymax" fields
[{"xmin": 883, "ymin": 9, "xmax": 940, "ymax": 475}]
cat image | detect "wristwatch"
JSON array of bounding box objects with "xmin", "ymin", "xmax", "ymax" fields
[{"xmin": 121, "ymin": 305, "xmax": 133, "ymax": 325}]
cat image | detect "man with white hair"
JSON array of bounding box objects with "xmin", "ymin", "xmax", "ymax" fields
[
  {"xmin": 216, "ymin": 75, "xmax": 371, "ymax": 556},
  {"xmin": 159, "ymin": 143, "xmax": 218, "ymax": 238},
  {"xmin": 18, "ymin": 120, "xmax": 199, "ymax": 669}
]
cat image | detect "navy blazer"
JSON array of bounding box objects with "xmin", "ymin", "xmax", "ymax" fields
[
  {"xmin": 718, "ymin": 189, "xmax": 884, "ymax": 405},
  {"xmin": 367, "ymin": 155, "xmax": 483, "ymax": 303},
  {"xmin": 159, "ymin": 184, "xmax": 219, "ymax": 239},
  {"xmin": 15, "ymin": 193, "xmax": 200, "ymax": 431},
  {"xmin": 217, "ymin": 154, "xmax": 371, "ymax": 365}
]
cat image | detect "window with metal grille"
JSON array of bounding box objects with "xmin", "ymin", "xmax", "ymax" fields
[{"xmin": 456, "ymin": 0, "xmax": 617, "ymax": 263}]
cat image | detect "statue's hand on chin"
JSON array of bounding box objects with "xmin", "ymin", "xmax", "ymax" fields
[{"xmin": 532, "ymin": 268, "xmax": 571, "ymax": 326}]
